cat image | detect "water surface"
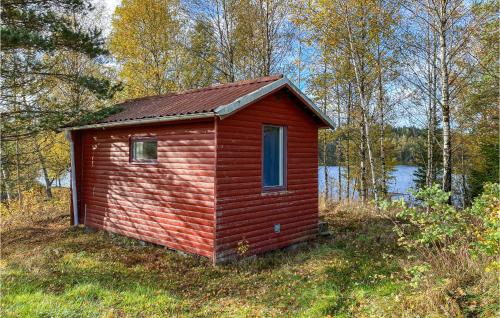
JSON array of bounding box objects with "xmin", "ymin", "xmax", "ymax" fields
[{"xmin": 319, "ymin": 165, "xmax": 418, "ymax": 200}]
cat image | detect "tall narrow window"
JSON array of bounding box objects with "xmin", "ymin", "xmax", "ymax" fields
[
  {"xmin": 263, "ymin": 125, "xmax": 285, "ymax": 188},
  {"xmin": 131, "ymin": 139, "xmax": 157, "ymax": 162}
]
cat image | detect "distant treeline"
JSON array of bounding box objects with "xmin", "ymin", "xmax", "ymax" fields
[
  {"xmin": 391, "ymin": 126, "xmax": 441, "ymax": 166},
  {"xmin": 319, "ymin": 126, "xmax": 437, "ymax": 166}
]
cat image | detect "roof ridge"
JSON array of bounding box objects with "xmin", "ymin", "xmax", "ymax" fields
[
  {"xmin": 118, "ymin": 74, "xmax": 283, "ymax": 105},
  {"xmin": 175, "ymin": 74, "xmax": 283, "ymax": 97}
]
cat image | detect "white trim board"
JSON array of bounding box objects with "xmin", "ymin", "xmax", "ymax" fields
[
  {"xmin": 62, "ymin": 113, "xmax": 215, "ymax": 131},
  {"xmin": 214, "ymin": 77, "xmax": 334, "ymax": 129}
]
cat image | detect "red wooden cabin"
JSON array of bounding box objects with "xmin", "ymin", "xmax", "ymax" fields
[{"xmin": 63, "ymin": 75, "xmax": 334, "ymax": 263}]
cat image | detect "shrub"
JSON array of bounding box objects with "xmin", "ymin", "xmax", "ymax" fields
[
  {"xmin": 0, "ymin": 187, "xmax": 70, "ymax": 228},
  {"xmin": 468, "ymin": 183, "xmax": 500, "ymax": 270},
  {"xmin": 393, "ymin": 183, "xmax": 499, "ymax": 261},
  {"xmin": 385, "ymin": 184, "xmax": 499, "ymax": 316},
  {"xmin": 394, "ymin": 184, "xmax": 470, "ymax": 253}
]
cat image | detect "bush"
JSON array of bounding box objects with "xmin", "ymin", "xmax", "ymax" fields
[
  {"xmin": 382, "ymin": 184, "xmax": 500, "ymax": 316},
  {"xmin": 394, "ymin": 184, "xmax": 469, "ymax": 253},
  {"xmin": 394, "ymin": 183, "xmax": 499, "ymax": 261},
  {"xmin": 468, "ymin": 183, "xmax": 500, "ymax": 270},
  {"xmin": 0, "ymin": 187, "xmax": 70, "ymax": 229}
]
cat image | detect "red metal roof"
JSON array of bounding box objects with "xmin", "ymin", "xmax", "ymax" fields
[{"xmin": 98, "ymin": 75, "xmax": 283, "ymax": 124}]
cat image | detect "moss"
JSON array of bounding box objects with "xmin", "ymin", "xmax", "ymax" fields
[{"xmin": 67, "ymin": 104, "xmax": 124, "ymax": 128}]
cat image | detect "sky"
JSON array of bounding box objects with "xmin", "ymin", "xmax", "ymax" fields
[
  {"xmin": 96, "ymin": 0, "xmax": 417, "ymax": 127},
  {"xmin": 100, "ymin": 0, "xmax": 121, "ymax": 30},
  {"xmin": 103, "ymin": 0, "xmax": 121, "ymax": 14}
]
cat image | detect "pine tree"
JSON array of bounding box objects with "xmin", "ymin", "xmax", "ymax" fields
[{"xmin": 1, "ymin": 0, "xmax": 119, "ymax": 201}]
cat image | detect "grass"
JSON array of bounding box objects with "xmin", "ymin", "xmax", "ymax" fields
[{"xmin": 1, "ymin": 191, "xmax": 497, "ymax": 317}]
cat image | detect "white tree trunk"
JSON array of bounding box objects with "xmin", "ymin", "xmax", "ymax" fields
[
  {"xmin": 343, "ymin": 11, "xmax": 378, "ymax": 201},
  {"xmin": 438, "ymin": 3, "xmax": 452, "ymax": 194}
]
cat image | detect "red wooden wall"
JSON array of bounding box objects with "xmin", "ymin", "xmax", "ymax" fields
[
  {"xmin": 72, "ymin": 88, "xmax": 320, "ymax": 263},
  {"xmin": 73, "ymin": 121, "xmax": 216, "ymax": 258},
  {"xmin": 214, "ymin": 89, "xmax": 320, "ymax": 262}
]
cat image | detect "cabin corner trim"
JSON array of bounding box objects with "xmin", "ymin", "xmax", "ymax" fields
[{"xmin": 65, "ymin": 131, "xmax": 79, "ymax": 226}]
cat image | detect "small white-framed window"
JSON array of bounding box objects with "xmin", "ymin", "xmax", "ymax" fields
[
  {"xmin": 131, "ymin": 138, "xmax": 158, "ymax": 162},
  {"xmin": 263, "ymin": 125, "xmax": 286, "ymax": 188}
]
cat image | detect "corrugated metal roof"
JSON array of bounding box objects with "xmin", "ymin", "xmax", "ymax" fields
[{"xmin": 97, "ymin": 75, "xmax": 284, "ymax": 124}]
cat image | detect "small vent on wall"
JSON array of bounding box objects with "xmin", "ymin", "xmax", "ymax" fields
[{"xmin": 274, "ymin": 223, "xmax": 281, "ymax": 233}]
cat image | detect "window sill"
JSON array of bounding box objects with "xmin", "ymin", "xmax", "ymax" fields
[
  {"xmin": 261, "ymin": 189, "xmax": 293, "ymax": 197},
  {"xmin": 130, "ymin": 161, "xmax": 158, "ymax": 165}
]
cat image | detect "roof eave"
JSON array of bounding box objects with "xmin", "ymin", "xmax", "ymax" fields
[
  {"xmin": 60, "ymin": 112, "xmax": 215, "ymax": 131},
  {"xmin": 61, "ymin": 76, "xmax": 334, "ymax": 131},
  {"xmin": 214, "ymin": 77, "xmax": 335, "ymax": 129}
]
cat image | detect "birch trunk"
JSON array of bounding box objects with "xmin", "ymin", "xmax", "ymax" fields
[
  {"xmin": 362, "ymin": 110, "xmax": 378, "ymax": 200},
  {"xmin": 346, "ymin": 83, "xmax": 351, "ymax": 201},
  {"xmin": 431, "ymin": 42, "xmax": 438, "ymax": 183},
  {"xmin": 15, "ymin": 138, "xmax": 22, "ymax": 204},
  {"xmin": 376, "ymin": 44, "xmax": 387, "ymax": 196},
  {"xmin": 343, "ymin": 12, "xmax": 378, "ymax": 201},
  {"xmin": 34, "ymin": 139, "xmax": 53, "ymax": 200},
  {"xmin": 335, "ymin": 81, "xmax": 342, "ymax": 201},
  {"xmin": 426, "ymin": 105, "xmax": 435, "ymax": 187},
  {"xmin": 0, "ymin": 134, "xmax": 11, "ymax": 202},
  {"xmin": 438, "ymin": 3, "xmax": 452, "ymax": 194},
  {"xmin": 1, "ymin": 167, "xmax": 12, "ymax": 202},
  {"xmin": 426, "ymin": 60, "xmax": 434, "ymax": 188},
  {"xmin": 426, "ymin": 4, "xmax": 438, "ymax": 187},
  {"xmin": 426, "ymin": 48, "xmax": 437, "ymax": 187},
  {"xmin": 359, "ymin": 121, "xmax": 367, "ymax": 202},
  {"xmin": 322, "ymin": 62, "xmax": 329, "ymax": 201}
]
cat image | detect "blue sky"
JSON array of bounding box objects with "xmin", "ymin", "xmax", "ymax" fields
[{"xmin": 98, "ymin": 0, "xmax": 421, "ymax": 128}]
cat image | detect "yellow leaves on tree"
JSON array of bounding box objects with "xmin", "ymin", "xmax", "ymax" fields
[
  {"xmin": 37, "ymin": 132, "xmax": 70, "ymax": 183},
  {"xmin": 110, "ymin": 0, "xmax": 182, "ymax": 98}
]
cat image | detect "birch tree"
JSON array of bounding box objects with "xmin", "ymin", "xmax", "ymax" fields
[
  {"xmin": 295, "ymin": 0, "xmax": 400, "ymax": 201},
  {"xmin": 110, "ymin": 0, "xmax": 183, "ymax": 97},
  {"xmin": 402, "ymin": 0, "xmax": 485, "ymax": 196}
]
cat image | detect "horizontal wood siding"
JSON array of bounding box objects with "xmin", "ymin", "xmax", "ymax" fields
[
  {"xmin": 215, "ymin": 89, "xmax": 319, "ymax": 261},
  {"xmin": 80, "ymin": 121, "xmax": 216, "ymax": 258}
]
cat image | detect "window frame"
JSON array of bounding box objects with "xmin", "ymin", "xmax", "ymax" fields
[
  {"xmin": 129, "ymin": 137, "xmax": 158, "ymax": 164},
  {"xmin": 261, "ymin": 124, "xmax": 287, "ymax": 192}
]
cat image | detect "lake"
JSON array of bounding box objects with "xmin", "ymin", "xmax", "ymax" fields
[{"xmin": 319, "ymin": 165, "xmax": 418, "ymax": 200}]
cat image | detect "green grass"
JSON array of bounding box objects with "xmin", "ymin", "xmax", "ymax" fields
[{"xmin": 1, "ymin": 204, "xmax": 496, "ymax": 317}]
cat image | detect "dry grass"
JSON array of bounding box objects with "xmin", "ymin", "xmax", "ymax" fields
[
  {"xmin": 0, "ymin": 187, "xmax": 70, "ymax": 230},
  {"xmin": 395, "ymin": 237, "xmax": 498, "ymax": 317},
  {"xmin": 322, "ymin": 200, "xmax": 499, "ymax": 317},
  {"xmin": 1, "ymin": 192, "xmax": 497, "ymax": 317}
]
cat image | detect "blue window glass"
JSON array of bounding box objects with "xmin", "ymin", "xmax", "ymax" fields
[{"xmin": 263, "ymin": 126, "xmax": 284, "ymax": 187}]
